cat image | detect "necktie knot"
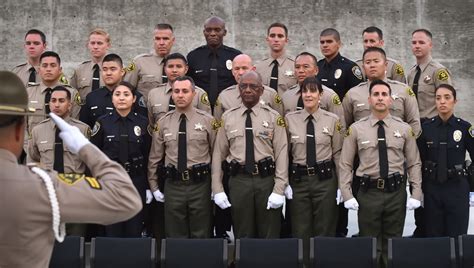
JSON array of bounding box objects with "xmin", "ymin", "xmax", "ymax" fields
[
  {"xmin": 93, "ymin": 64, "xmax": 99, "ymax": 70},
  {"xmin": 377, "ymin": 120, "xmax": 384, "ymax": 127},
  {"xmin": 180, "ymin": 114, "xmax": 186, "ymax": 120},
  {"xmin": 307, "ymin": 114, "xmax": 314, "ymax": 121},
  {"xmin": 245, "ymin": 109, "xmax": 252, "ymax": 115},
  {"xmin": 272, "ymin": 59, "xmax": 278, "ymax": 66},
  {"xmin": 29, "ymin": 67, "xmax": 36, "ymax": 72}
]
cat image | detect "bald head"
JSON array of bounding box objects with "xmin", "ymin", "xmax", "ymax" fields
[
  {"xmin": 239, "ymin": 70, "xmax": 263, "ymax": 108},
  {"xmin": 240, "ymin": 70, "xmax": 262, "ymax": 86},
  {"xmin": 232, "ymin": 54, "xmax": 255, "ymax": 82},
  {"xmin": 203, "ymin": 16, "xmax": 227, "ymax": 48},
  {"xmin": 204, "ymin": 16, "xmax": 225, "ymax": 28}
]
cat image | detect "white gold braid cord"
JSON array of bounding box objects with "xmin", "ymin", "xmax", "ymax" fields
[{"xmin": 31, "ymin": 167, "xmax": 66, "ymax": 242}]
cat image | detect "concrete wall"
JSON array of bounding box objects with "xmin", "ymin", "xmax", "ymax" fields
[{"xmin": 2, "ymin": 0, "xmax": 473, "ymax": 119}]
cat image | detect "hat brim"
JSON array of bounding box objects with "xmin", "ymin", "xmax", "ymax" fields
[{"xmin": 0, "ymin": 106, "xmax": 45, "ymax": 117}]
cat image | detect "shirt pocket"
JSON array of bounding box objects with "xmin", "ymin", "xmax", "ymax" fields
[
  {"xmin": 189, "ymin": 131, "xmax": 208, "ymax": 142},
  {"xmin": 386, "ymin": 135, "xmax": 405, "ymax": 150},
  {"xmin": 37, "ymin": 143, "xmax": 54, "ymax": 166},
  {"xmin": 358, "ymin": 139, "xmax": 376, "ymax": 152},
  {"xmin": 78, "ymin": 78, "xmax": 91, "ymax": 90},
  {"xmin": 354, "ymin": 103, "xmax": 370, "ymax": 119},
  {"xmin": 138, "ymin": 74, "xmax": 160, "ymax": 89}
]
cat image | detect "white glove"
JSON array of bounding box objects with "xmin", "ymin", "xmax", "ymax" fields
[
  {"xmin": 214, "ymin": 192, "xmax": 231, "ymax": 209},
  {"xmin": 50, "ymin": 113, "xmax": 90, "ymax": 154},
  {"xmin": 406, "ymin": 197, "xmax": 421, "ymax": 210},
  {"xmin": 336, "ymin": 189, "xmax": 343, "ymax": 205},
  {"xmin": 284, "ymin": 185, "xmax": 293, "ymax": 200},
  {"xmin": 267, "ymin": 193, "xmax": 285, "ymax": 209},
  {"xmin": 469, "ymin": 192, "xmax": 474, "ymax": 207},
  {"xmin": 344, "ymin": 198, "xmax": 359, "ymax": 210},
  {"xmin": 145, "ymin": 190, "xmax": 153, "ymax": 204},
  {"xmin": 153, "ymin": 189, "xmax": 165, "ymax": 203}
]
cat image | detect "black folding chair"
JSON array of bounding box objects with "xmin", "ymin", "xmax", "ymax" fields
[
  {"xmin": 459, "ymin": 234, "xmax": 474, "ymax": 268},
  {"xmin": 235, "ymin": 238, "xmax": 303, "ymax": 268},
  {"xmin": 49, "ymin": 236, "xmax": 84, "ymax": 268},
  {"xmin": 161, "ymin": 238, "xmax": 227, "ymax": 268},
  {"xmin": 90, "ymin": 237, "xmax": 156, "ymax": 268}
]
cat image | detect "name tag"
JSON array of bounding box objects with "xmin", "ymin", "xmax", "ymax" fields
[
  {"xmin": 195, "ymin": 70, "xmax": 203, "ymax": 73},
  {"xmin": 230, "ymin": 129, "xmax": 238, "ymax": 134},
  {"xmin": 356, "ymin": 103, "xmax": 365, "ymax": 107},
  {"xmin": 164, "ymin": 133, "xmax": 172, "ymax": 137},
  {"xmin": 154, "ymin": 104, "xmax": 162, "ymax": 107},
  {"xmin": 291, "ymin": 135, "xmax": 299, "ymax": 139},
  {"xmin": 40, "ymin": 140, "xmax": 48, "ymax": 144},
  {"xmin": 361, "ymin": 140, "xmax": 370, "ymax": 144},
  {"xmin": 91, "ymin": 106, "xmax": 98, "ymax": 110}
]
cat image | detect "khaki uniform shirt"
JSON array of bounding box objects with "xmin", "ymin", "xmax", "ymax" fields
[
  {"xmin": 255, "ymin": 53, "xmax": 296, "ymax": 96},
  {"xmin": 27, "ymin": 117, "xmax": 91, "ymax": 173},
  {"xmin": 69, "ymin": 60, "xmax": 104, "ymax": 101},
  {"xmin": 339, "ymin": 114, "xmax": 422, "ymax": 201},
  {"xmin": 146, "ymin": 83, "xmax": 211, "ymax": 125},
  {"xmin": 214, "ymin": 84, "xmax": 283, "ymax": 119},
  {"xmin": 407, "ymin": 56, "xmax": 453, "ymax": 119},
  {"xmin": 342, "ymin": 79, "xmax": 421, "ymax": 136},
  {"xmin": 0, "ymin": 144, "xmax": 141, "ymax": 268},
  {"xmin": 285, "ymin": 108, "xmax": 344, "ymax": 177},
  {"xmin": 281, "ymin": 84, "xmax": 346, "ymax": 128},
  {"xmin": 211, "ymin": 103, "xmax": 289, "ymax": 195},
  {"xmin": 124, "ymin": 52, "xmax": 166, "ymax": 102},
  {"xmin": 11, "ymin": 62, "xmax": 39, "ymax": 87},
  {"xmin": 148, "ymin": 108, "xmax": 217, "ymax": 191},
  {"xmin": 356, "ymin": 57, "xmax": 407, "ymax": 83}
]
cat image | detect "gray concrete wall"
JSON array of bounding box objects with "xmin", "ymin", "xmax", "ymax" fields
[{"xmin": 2, "ymin": 0, "xmax": 473, "ymax": 119}]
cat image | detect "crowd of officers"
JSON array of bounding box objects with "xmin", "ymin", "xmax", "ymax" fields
[{"xmin": 11, "ymin": 16, "xmax": 474, "ymax": 268}]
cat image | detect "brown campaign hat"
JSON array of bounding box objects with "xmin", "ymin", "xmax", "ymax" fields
[{"xmin": 0, "ymin": 71, "xmax": 41, "ymax": 116}]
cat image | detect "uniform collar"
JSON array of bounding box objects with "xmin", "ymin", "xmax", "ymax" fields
[
  {"xmin": 239, "ymin": 102, "xmax": 262, "ymax": 117},
  {"xmin": 369, "ymin": 113, "xmax": 392, "ymax": 128},
  {"xmin": 433, "ymin": 114, "xmax": 456, "ymax": 127},
  {"xmin": 0, "ymin": 148, "xmax": 18, "ymax": 164},
  {"xmin": 40, "ymin": 82, "xmax": 60, "ymax": 93},
  {"xmin": 301, "ymin": 107, "xmax": 322, "ymax": 121},
  {"xmin": 111, "ymin": 110, "xmax": 134, "ymax": 122},
  {"xmin": 49, "ymin": 116, "xmax": 72, "ymax": 129},
  {"xmin": 165, "ymin": 83, "xmax": 173, "ymax": 94},
  {"xmin": 268, "ymin": 53, "xmax": 288, "ymax": 67},
  {"xmin": 418, "ymin": 56, "xmax": 433, "ymax": 71},
  {"xmin": 206, "ymin": 45, "xmax": 225, "ymax": 57},
  {"xmin": 175, "ymin": 107, "xmax": 196, "ymax": 122},
  {"xmin": 323, "ymin": 53, "xmax": 342, "ymax": 66}
]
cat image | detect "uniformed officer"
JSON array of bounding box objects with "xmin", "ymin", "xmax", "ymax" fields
[
  {"xmin": 355, "ymin": 26, "xmax": 406, "ymax": 83},
  {"xmin": 0, "ymin": 71, "xmax": 141, "ymax": 268},
  {"xmin": 187, "ymin": 16, "xmax": 242, "ymax": 109},
  {"xmin": 317, "ymin": 28, "xmax": 363, "ymax": 100},
  {"xmin": 148, "ymin": 76, "xmax": 216, "ymax": 238},
  {"xmin": 343, "ymin": 47, "xmax": 421, "ymax": 135},
  {"xmin": 147, "ymin": 53, "xmax": 211, "ymax": 125},
  {"xmin": 255, "ymin": 22, "xmax": 296, "ymax": 96},
  {"xmin": 91, "ymin": 81, "xmax": 151, "ymax": 237},
  {"xmin": 70, "ymin": 28, "xmax": 111, "ymax": 101},
  {"xmin": 27, "ymin": 51, "xmax": 81, "ymax": 137},
  {"xmin": 215, "ymin": 54, "xmax": 283, "ymax": 120},
  {"xmin": 12, "ymin": 29, "xmax": 47, "ymax": 87},
  {"xmin": 124, "ymin": 23, "xmax": 175, "ymax": 102},
  {"xmin": 80, "ymin": 53, "xmax": 147, "ymax": 128},
  {"xmin": 340, "ymin": 79, "xmax": 422, "ymax": 268},
  {"xmin": 212, "ymin": 71, "xmax": 288, "ymax": 238},
  {"xmin": 418, "ymin": 84, "xmax": 474, "ymax": 237},
  {"xmin": 285, "ymin": 76, "xmax": 344, "ymax": 266}
]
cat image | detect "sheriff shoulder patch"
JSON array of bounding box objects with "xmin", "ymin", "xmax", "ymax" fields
[
  {"xmin": 409, "ymin": 128, "xmax": 416, "ymax": 137},
  {"xmin": 126, "ymin": 61, "xmax": 136, "ymax": 72},
  {"xmin": 274, "ymin": 94, "xmax": 282, "ymax": 105},
  {"xmin": 211, "ymin": 119, "xmax": 222, "ymax": 131},
  {"xmin": 84, "ymin": 176, "xmax": 102, "ymax": 190},
  {"xmin": 332, "ymin": 94, "xmax": 342, "ymax": 105},
  {"xmin": 345, "ymin": 127, "xmax": 352, "ymax": 137},
  {"xmin": 73, "ymin": 92, "xmax": 82, "ymax": 105},
  {"xmin": 406, "ymin": 87, "xmax": 415, "ymax": 97},
  {"xmin": 276, "ymin": 116, "xmax": 286, "ymax": 127},
  {"xmin": 201, "ymin": 93, "xmax": 210, "ymax": 106},
  {"xmin": 58, "ymin": 173, "xmax": 85, "ymax": 185},
  {"xmin": 395, "ymin": 64, "xmax": 405, "ymax": 76},
  {"xmin": 59, "ymin": 74, "xmax": 69, "ymax": 85},
  {"xmin": 336, "ymin": 120, "xmax": 343, "ymax": 134},
  {"xmin": 86, "ymin": 128, "xmax": 92, "ymax": 139},
  {"xmin": 436, "ymin": 69, "xmax": 449, "ymax": 81}
]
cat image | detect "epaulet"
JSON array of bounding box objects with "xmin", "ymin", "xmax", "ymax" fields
[
  {"xmin": 263, "ymin": 85, "xmax": 277, "ymax": 93},
  {"xmin": 454, "ymin": 116, "xmax": 471, "ymax": 127},
  {"xmin": 320, "ymin": 109, "xmax": 340, "ymax": 120},
  {"xmin": 195, "ymin": 85, "xmax": 207, "ymax": 93},
  {"xmin": 355, "ymin": 58, "xmax": 363, "ymax": 64},
  {"xmin": 37, "ymin": 118, "xmax": 51, "ymax": 125},
  {"xmin": 288, "ymin": 84, "xmax": 298, "ymax": 91},
  {"xmin": 285, "ymin": 110, "xmax": 302, "ymax": 118},
  {"xmin": 162, "ymin": 109, "xmax": 176, "ymax": 119},
  {"xmin": 260, "ymin": 57, "xmax": 270, "ymax": 62},
  {"xmin": 14, "ymin": 62, "xmax": 27, "ymax": 68},
  {"xmin": 134, "ymin": 53, "xmax": 152, "ymax": 60},
  {"xmin": 286, "ymin": 56, "xmax": 295, "ymax": 62},
  {"xmin": 355, "ymin": 116, "xmax": 370, "ymax": 124},
  {"xmin": 70, "ymin": 117, "xmax": 89, "ymax": 126},
  {"xmin": 222, "ymin": 45, "xmax": 240, "ymax": 53},
  {"xmin": 391, "ymin": 115, "xmax": 404, "ymax": 123},
  {"xmin": 352, "ymin": 81, "xmax": 368, "ymax": 89},
  {"xmin": 220, "ymin": 85, "xmax": 235, "ymax": 93},
  {"xmin": 192, "ymin": 45, "xmax": 207, "ymax": 52},
  {"xmin": 386, "ymin": 57, "xmax": 398, "ymax": 64},
  {"xmin": 195, "ymin": 108, "xmax": 214, "ymax": 119},
  {"xmin": 27, "ymin": 83, "xmax": 40, "ymax": 88},
  {"xmin": 322, "ymin": 84, "xmax": 336, "ymax": 93},
  {"xmin": 262, "ymin": 104, "xmax": 280, "ymax": 116},
  {"xmin": 80, "ymin": 60, "xmax": 92, "ymax": 65}
]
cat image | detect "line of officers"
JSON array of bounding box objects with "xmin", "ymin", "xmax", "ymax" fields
[{"xmin": 15, "ymin": 21, "xmax": 474, "ymax": 268}]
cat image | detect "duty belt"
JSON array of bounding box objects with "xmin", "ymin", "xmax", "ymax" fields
[{"xmin": 358, "ymin": 172, "xmax": 404, "ymax": 192}]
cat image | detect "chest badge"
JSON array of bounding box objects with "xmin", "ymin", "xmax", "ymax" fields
[
  {"xmin": 394, "ymin": 130, "xmax": 402, "ymax": 138},
  {"xmin": 262, "ymin": 120, "xmax": 269, "ymax": 128},
  {"xmin": 285, "ymin": 70, "xmax": 294, "ymax": 77},
  {"xmin": 322, "ymin": 127, "xmax": 329, "ymax": 134},
  {"xmin": 453, "ymin": 130, "xmax": 462, "ymax": 142},
  {"xmin": 134, "ymin": 126, "xmax": 141, "ymax": 136},
  {"xmin": 423, "ymin": 75, "xmax": 431, "ymax": 83},
  {"xmin": 391, "ymin": 94, "xmax": 399, "ymax": 100},
  {"xmin": 226, "ymin": 60, "xmax": 233, "ymax": 70},
  {"xmin": 194, "ymin": 123, "xmax": 204, "ymax": 131},
  {"xmin": 334, "ymin": 69, "xmax": 342, "ymax": 79}
]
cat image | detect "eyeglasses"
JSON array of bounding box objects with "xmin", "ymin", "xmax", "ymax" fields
[{"xmin": 238, "ymin": 83, "xmax": 261, "ymax": 91}]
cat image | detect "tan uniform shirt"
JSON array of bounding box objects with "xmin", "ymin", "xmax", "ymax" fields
[
  {"xmin": 148, "ymin": 108, "xmax": 217, "ymax": 191},
  {"xmin": 339, "ymin": 114, "xmax": 422, "ymax": 201},
  {"xmin": 26, "ymin": 83, "xmax": 82, "ymax": 135},
  {"xmin": 27, "ymin": 117, "xmax": 91, "ymax": 173},
  {"xmin": 285, "ymin": 108, "xmax": 344, "ymax": 177},
  {"xmin": 356, "ymin": 57, "xmax": 407, "ymax": 83},
  {"xmin": 0, "ymin": 144, "xmax": 141, "ymax": 268},
  {"xmin": 69, "ymin": 60, "xmax": 104, "ymax": 101},
  {"xmin": 407, "ymin": 56, "xmax": 453, "ymax": 119},
  {"xmin": 124, "ymin": 52, "xmax": 166, "ymax": 102},
  {"xmin": 255, "ymin": 53, "xmax": 296, "ymax": 96},
  {"xmin": 214, "ymin": 84, "xmax": 283, "ymax": 119},
  {"xmin": 342, "ymin": 79, "xmax": 421, "ymax": 136},
  {"xmin": 146, "ymin": 83, "xmax": 211, "ymax": 124},
  {"xmin": 211, "ymin": 103, "xmax": 289, "ymax": 195},
  {"xmin": 281, "ymin": 84, "xmax": 346, "ymax": 128},
  {"xmin": 11, "ymin": 62, "xmax": 39, "ymax": 87}
]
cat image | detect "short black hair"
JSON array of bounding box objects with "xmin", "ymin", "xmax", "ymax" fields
[
  {"xmin": 103, "ymin": 53, "xmax": 123, "ymax": 66},
  {"xmin": 25, "ymin": 29, "xmax": 46, "ymax": 44},
  {"xmin": 362, "ymin": 26, "xmax": 383, "ymax": 39},
  {"xmin": 296, "ymin": 52, "xmax": 318, "ymax": 66},
  {"xmin": 301, "ymin": 76, "xmax": 323, "ymax": 94},
  {"xmin": 113, "ymin": 81, "xmax": 137, "ymax": 96},
  {"xmin": 155, "ymin": 23, "xmax": 173, "ymax": 32},
  {"xmin": 435, "ymin": 84, "xmax": 456, "ymax": 100},
  {"xmin": 51, "ymin": 85, "xmax": 71, "ymax": 100},
  {"xmin": 40, "ymin": 51, "xmax": 61, "ymax": 65},
  {"xmin": 412, "ymin": 28, "xmax": 432, "ymax": 39},
  {"xmin": 267, "ymin": 22, "xmax": 288, "ymax": 37},
  {"xmin": 363, "ymin": 47, "xmax": 387, "ymax": 61},
  {"xmin": 174, "ymin": 75, "xmax": 196, "ymax": 90},
  {"xmin": 369, "ymin": 79, "xmax": 391, "ymax": 95},
  {"xmin": 320, "ymin": 28, "xmax": 340, "ymax": 41},
  {"xmin": 164, "ymin": 53, "xmax": 187, "ymax": 66}
]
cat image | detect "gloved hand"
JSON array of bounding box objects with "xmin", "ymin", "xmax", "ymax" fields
[
  {"xmin": 214, "ymin": 192, "xmax": 231, "ymax": 209},
  {"xmin": 145, "ymin": 190, "xmax": 153, "ymax": 204},
  {"xmin": 267, "ymin": 193, "xmax": 285, "ymax": 209},
  {"xmin": 50, "ymin": 113, "xmax": 90, "ymax": 154},
  {"xmin": 284, "ymin": 185, "xmax": 293, "ymax": 200},
  {"xmin": 470, "ymin": 192, "xmax": 474, "ymax": 207},
  {"xmin": 406, "ymin": 197, "xmax": 421, "ymax": 210},
  {"xmin": 344, "ymin": 198, "xmax": 359, "ymax": 210},
  {"xmin": 153, "ymin": 189, "xmax": 165, "ymax": 203},
  {"xmin": 336, "ymin": 189, "xmax": 343, "ymax": 205}
]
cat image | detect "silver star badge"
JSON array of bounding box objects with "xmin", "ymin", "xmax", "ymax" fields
[
  {"xmin": 391, "ymin": 94, "xmax": 399, "ymax": 100},
  {"xmin": 285, "ymin": 70, "xmax": 294, "ymax": 77},
  {"xmin": 262, "ymin": 121, "xmax": 269, "ymax": 128},
  {"xmin": 194, "ymin": 123, "xmax": 204, "ymax": 131},
  {"xmin": 394, "ymin": 130, "xmax": 402, "ymax": 138},
  {"xmin": 323, "ymin": 127, "xmax": 329, "ymax": 134}
]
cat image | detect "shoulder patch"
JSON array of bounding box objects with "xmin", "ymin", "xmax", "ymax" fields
[
  {"xmin": 86, "ymin": 128, "xmax": 92, "ymax": 139},
  {"xmin": 469, "ymin": 126, "xmax": 474, "ymax": 138},
  {"xmin": 332, "ymin": 94, "xmax": 342, "ymax": 105},
  {"xmin": 73, "ymin": 92, "xmax": 83, "ymax": 105},
  {"xmin": 211, "ymin": 118, "xmax": 222, "ymax": 131},
  {"xmin": 57, "ymin": 173, "xmax": 85, "ymax": 185},
  {"xmin": 59, "ymin": 74, "xmax": 69, "ymax": 85},
  {"xmin": 126, "ymin": 61, "xmax": 136, "ymax": 72},
  {"xmin": 395, "ymin": 63, "xmax": 405, "ymax": 76},
  {"xmin": 352, "ymin": 66, "xmax": 363, "ymax": 80},
  {"xmin": 409, "ymin": 128, "xmax": 416, "ymax": 137},
  {"xmin": 84, "ymin": 176, "xmax": 102, "ymax": 190},
  {"xmin": 406, "ymin": 87, "xmax": 415, "ymax": 97},
  {"xmin": 345, "ymin": 127, "xmax": 352, "ymax": 137},
  {"xmin": 201, "ymin": 93, "xmax": 210, "ymax": 106},
  {"xmin": 274, "ymin": 94, "xmax": 282, "ymax": 105},
  {"xmin": 92, "ymin": 122, "xmax": 101, "ymax": 136},
  {"xmin": 276, "ymin": 116, "xmax": 286, "ymax": 127},
  {"xmin": 336, "ymin": 120, "xmax": 344, "ymax": 134},
  {"xmin": 436, "ymin": 69, "xmax": 449, "ymax": 81}
]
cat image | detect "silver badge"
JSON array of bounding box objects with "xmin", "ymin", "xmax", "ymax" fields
[
  {"xmin": 334, "ymin": 69, "xmax": 342, "ymax": 79},
  {"xmin": 262, "ymin": 121, "xmax": 269, "ymax": 128},
  {"xmin": 194, "ymin": 123, "xmax": 204, "ymax": 131},
  {"xmin": 423, "ymin": 75, "xmax": 431, "ymax": 83},
  {"xmin": 453, "ymin": 130, "xmax": 462, "ymax": 142},
  {"xmin": 285, "ymin": 70, "xmax": 294, "ymax": 77},
  {"xmin": 322, "ymin": 127, "xmax": 329, "ymax": 134},
  {"xmin": 226, "ymin": 60, "xmax": 233, "ymax": 70},
  {"xmin": 391, "ymin": 94, "xmax": 399, "ymax": 100},
  {"xmin": 134, "ymin": 126, "xmax": 141, "ymax": 136},
  {"xmin": 394, "ymin": 130, "xmax": 402, "ymax": 138}
]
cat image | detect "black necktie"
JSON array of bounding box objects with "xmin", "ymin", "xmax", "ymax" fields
[
  {"xmin": 270, "ymin": 60, "xmax": 279, "ymax": 91},
  {"xmin": 297, "ymin": 93, "xmax": 304, "ymax": 111},
  {"xmin": 168, "ymin": 95, "xmax": 175, "ymax": 111},
  {"xmin": 209, "ymin": 52, "xmax": 218, "ymax": 108},
  {"xmin": 162, "ymin": 63, "xmax": 168, "ymax": 83},
  {"xmin": 437, "ymin": 122, "xmax": 448, "ymax": 183},
  {"xmin": 53, "ymin": 127, "xmax": 64, "ymax": 173},
  {"xmin": 245, "ymin": 109, "xmax": 255, "ymax": 173},
  {"xmin": 119, "ymin": 117, "xmax": 129, "ymax": 165},
  {"xmin": 44, "ymin": 88, "xmax": 52, "ymax": 114},
  {"xmin": 92, "ymin": 64, "xmax": 100, "ymax": 91},
  {"xmin": 377, "ymin": 120, "xmax": 389, "ymax": 179},
  {"xmin": 306, "ymin": 115, "xmax": 316, "ymax": 167},
  {"xmin": 178, "ymin": 114, "xmax": 187, "ymax": 172},
  {"xmin": 412, "ymin": 65, "xmax": 421, "ymax": 98},
  {"xmin": 28, "ymin": 67, "xmax": 36, "ymax": 84}
]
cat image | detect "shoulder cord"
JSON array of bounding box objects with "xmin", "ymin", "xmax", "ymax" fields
[{"xmin": 31, "ymin": 167, "xmax": 66, "ymax": 242}]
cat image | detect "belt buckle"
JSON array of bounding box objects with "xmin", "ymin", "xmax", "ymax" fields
[
  {"xmin": 307, "ymin": 166, "xmax": 316, "ymax": 176},
  {"xmin": 377, "ymin": 178, "xmax": 385, "ymax": 190},
  {"xmin": 252, "ymin": 164, "xmax": 259, "ymax": 176},
  {"xmin": 181, "ymin": 170, "xmax": 190, "ymax": 181}
]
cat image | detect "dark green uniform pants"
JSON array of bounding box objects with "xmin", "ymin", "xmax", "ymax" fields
[
  {"xmin": 164, "ymin": 178, "xmax": 212, "ymax": 238},
  {"xmin": 229, "ymin": 173, "xmax": 281, "ymax": 238},
  {"xmin": 358, "ymin": 186, "xmax": 407, "ymax": 268}
]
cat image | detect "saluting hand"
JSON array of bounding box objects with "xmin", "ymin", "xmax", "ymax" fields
[{"xmin": 50, "ymin": 113, "xmax": 90, "ymax": 154}]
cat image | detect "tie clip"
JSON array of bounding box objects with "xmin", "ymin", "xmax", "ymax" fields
[
  {"xmin": 92, "ymin": 78, "xmax": 99, "ymax": 80},
  {"xmin": 245, "ymin": 127, "xmax": 253, "ymax": 130},
  {"xmin": 378, "ymin": 138, "xmax": 385, "ymax": 141},
  {"xmin": 210, "ymin": 68, "xmax": 217, "ymax": 71},
  {"xmin": 270, "ymin": 77, "xmax": 278, "ymax": 80},
  {"xmin": 306, "ymin": 134, "xmax": 314, "ymax": 138},
  {"xmin": 178, "ymin": 131, "xmax": 186, "ymax": 135}
]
